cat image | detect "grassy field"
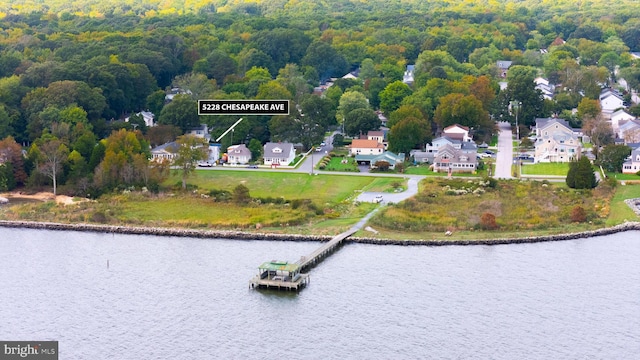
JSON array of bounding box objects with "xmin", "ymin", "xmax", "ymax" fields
[
  {"xmin": 606, "ymin": 183, "xmax": 640, "ymax": 226},
  {"xmin": 171, "ymin": 170, "xmax": 372, "ymax": 203},
  {"xmin": 606, "ymin": 172, "xmax": 640, "ymax": 181},
  {"xmin": 521, "ymin": 162, "xmax": 570, "ymax": 175}
]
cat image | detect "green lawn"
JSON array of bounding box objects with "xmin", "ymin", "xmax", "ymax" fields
[
  {"xmin": 321, "ymin": 156, "xmax": 359, "ymax": 172},
  {"xmin": 606, "ymin": 183, "xmax": 640, "ymax": 225},
  {"xmin": 606, "ymin": 172, "xmax": 640, "ymax": 181},
  {"xmin": 172, "ymin": 170, "xmax": 375, "ymax": 203},
  {"xmin": 521, "ymin": 162, "xmax": 570, "ymax": 176}
]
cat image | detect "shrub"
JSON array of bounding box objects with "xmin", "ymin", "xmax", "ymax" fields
[
  {"xmin": 480, "ymin": 212, "xmax": 498, "ymax": 230},
  {"xmin": 570, "ymin": 205, "xmax": 587, "ymax": 223}
]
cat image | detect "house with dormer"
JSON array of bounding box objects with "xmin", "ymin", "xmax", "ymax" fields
[
  {"xmin": 227, "ymin": 144, "xmax": 252, "ymax": 165},
  {"xmin": 403, "ymin": 65, "xmax": 415, "ymax": 85},
  {"xmin": 263, "ymin": 142, "xmax": 296, "ymax": 167},
  {"xmin": 533, "ymin": 118, "xmax": 582, "ymax": 162},
  {"xmin": 622, "ymin": 146, "xmax": 640, "ymax": 174},
  {"xmin": 432, "ymin": 144, "xmax": 478, "ymax": 173}
]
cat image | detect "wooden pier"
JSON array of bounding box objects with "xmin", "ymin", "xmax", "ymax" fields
[{"xmin": 250, "ymin": 228, "xmax": 357, "ymax": 291}]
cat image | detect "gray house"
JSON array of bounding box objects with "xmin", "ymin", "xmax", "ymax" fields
[{"xmin": 263, "ymin": 142, "xmax": 296, "ymax": 167}]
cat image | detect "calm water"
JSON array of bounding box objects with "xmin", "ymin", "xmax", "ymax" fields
[{"xmin": 1, "ymin": 228, "xmax": 639, "ymax": 359}]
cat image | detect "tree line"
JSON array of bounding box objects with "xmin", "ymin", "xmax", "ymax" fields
[{"xmin": 1, "ymin": 0, "xmax": 640, "ymax": 195}]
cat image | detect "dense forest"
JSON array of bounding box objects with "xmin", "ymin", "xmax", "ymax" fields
[{"xmin": 1, "ymin": 0, "xmax": 640, "ymax": 196}]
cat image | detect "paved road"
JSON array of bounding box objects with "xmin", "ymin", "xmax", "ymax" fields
[{"xmin": 494, "ymin": 121, "xmax": 514, "ymax": 179}]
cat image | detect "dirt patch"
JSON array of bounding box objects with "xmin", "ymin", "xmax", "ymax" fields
[{"xmin": 0, "ymin": 192, "xmax": 84, "ymax": 206}]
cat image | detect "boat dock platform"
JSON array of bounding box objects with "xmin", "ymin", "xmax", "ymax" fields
[{"xmin": 250, "ymin": 228, "xmax": 357, "ymax": 291}]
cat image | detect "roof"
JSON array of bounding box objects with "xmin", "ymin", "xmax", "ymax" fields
[
  {"xmin": 263, "ymin": 142, "xmax": 295, "ymax": 158},
  {"xmin": 151, "ymin": 141, "xmax": 179, "ymax": 153},
  {"xmin": 444, "ymin": 124, "xmax": 470, "ymax": 132},
  {"xmin": 350, "ymin": 139, "xmax": 384, "ymax": 149},
  {"xmin": 228, "ymin": 144, "xmax": 251, "ymax": 156},
  {"xmin": 258, "ymin": 261, "xmax": 300, "ymax": 273}
]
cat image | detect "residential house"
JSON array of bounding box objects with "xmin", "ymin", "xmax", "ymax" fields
[
  {"xmin": 150, "ymin": 142, "xmax": 179, "ymax": 163},
  {"xmin": 125, "ymin": 111, "xmax": 155, "ymax": 127},
  {"xmin": 622, "ymin": 146, "xmax": 640, "ymax": 174},
  {"xmin": 186, "ymin": 124, "xmax": 211, "ymax": 141},
  {"xmin": 533, "ymin": 118, "xmax": 582, "ymax": 162},
  {"xmin": 432, "ymin": 144, "xmax": 478, "ymax": 173},
  {"xmin": 534, "ymin": 77, "xmax": 555, "ymax": 101},
  {"xmin": 609, "ymin": 109, "xmax": 635, "ymax": 133},
  {"xmin": 617, "ymin": 119, "xmax": 640, "ymax": 144},
  {"xmin": 263, "ymin": 142, "xmax": 296, "ymax": 167},
  {"xmin": 402, "ymin": 65, "xmax": 415, "ymax": 85},
  {"xmin": 165, "ymin": 87, "xmax": 191, "ymax": 102},
  {"xmin": 226, "ymin": 144, "xmax": 251, "ymax": 165},
  {"xmin": 355, "ymin": 151, "xmax": 405, "ymax": 170},
  {"xmin": 442, "ymin": 124, "xmax": 472, "ymax": 142},
  {"xmin": 365, "ymin": 130, "xmax": 386, "ymax": 145},
  {"xmin": 497, "ymin": 60, "xmax": 513, "ymax": 78},
  {"xmin": 348, "ymin": 139, "xmax": 385, "ymax": 157},
  {"xmin": 600, "ymin": 89, "xmax": 625, "ymax": 116},
  {"xmin": 415, "ymin": 135, "xmax": 477, "ymax": 164}
]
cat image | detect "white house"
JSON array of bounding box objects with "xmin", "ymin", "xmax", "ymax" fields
[
  {"xmin": 348, "ymin": 139, "xmax": 385, "ymax": 156},
  {"xmin": 226, "ymin": 144, "xmax": 251, "ymax": 165},
  {"xmin": 403, "ymin": 65, "xmax": 415, "ymax": 85},
  {"xmin": 186, "ymin": 124, "xmax": 211, "ymax": 141},
  {"xmin": 617, "ymin": 119, "xmax": 640, "ymax": 144},
  {"xmin": 622, "ymin": 147, "xmax": 640, "ymax": 174},
  {"xmin": 263, "ymin": 142, "xmax": 296, "ymax": 167},
  {"xmin": 150, "ymin": 142, "xmax": 179, "ymax": 163},
  {"xmin": 600, "ymin": 90, "xmax": 625, "ymax": 116},
  {"xmin": 432, "ymin": 144, "xmax": 478, "ymax": 173},
  {"xmin": 125, "ymin": 111, "xmax": 155, "ymax": 127},
  {"xmin": 443, "ymin": 124, "xmax": 472, "ymax": 142},
  {"xmin": 533, "ymin": 118, "xmax": 582, "ymax": 163},
  {"xmin": 609, "ymin": 109, "xmax": 635, "ymax": 133}
]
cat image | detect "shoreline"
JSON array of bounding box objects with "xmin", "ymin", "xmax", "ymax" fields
[{"xmin": 1, "ymin": 220, "xmax": 639, "ymax": 246}]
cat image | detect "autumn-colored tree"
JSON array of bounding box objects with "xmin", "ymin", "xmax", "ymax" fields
[
  {"xmin": 0, "ymin": 136, "xmax": 28, "ymax": 187},
  {"xmin": 480, "ymin": 212, "xmax": 498, "ymax": 230},
  {"xmin": 570, "ymin": 206, "xmax": 587, "ymax": 223}
]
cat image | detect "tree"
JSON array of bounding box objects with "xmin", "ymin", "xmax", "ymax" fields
[
  {"xmin": 0, "ymin": 136, "xmax": 27, "ymax": 187},
  {"xmin": 577, "ymin": 98, "xmax": 601, "ymax": 120},
  {"xmin": 33, "ymin": 138, "xmax": 69, "ymax": 195},
  {"xmin": 173, "ymin": 135, "xmax": 208, "ymax": 190},
  {"xmin": 359, "ymin": 58, "xmax": 377, "ymax": 81},
  {"xmin": 566, "ymin": 156, "xmax": 597, "ymax": 189},
  {"xmin": 433, "ymin": 93, "xmax": 492, "ymax": 133},
  {"xmin": 480, "ymin": 212, "xmax": 498, "ymax": 230},
  {"xmin": 387, "ymin": 105, "xmax": 426, "ymax": 129},
  {"xmin": 388, "ymin": 117, "xmax": 431, "ymax": 155},
  {"xmin": 301, "ymin": 41, "xmax": 349, "ymax": 81},
  {"xmin": 379, "ymin": 81, "xmax": 413, "ymax": 115},
  {"xmin": 570, "ymin": 205, "xmax": 587, "ymax": 223},
  {"xmin": 158, "ymin": 94, "xmax": 200, "ymax": 133},
  {"xmin": 232, "ymin": 184, "xmax": 251, "ymax": 205},
  {"xmin": 503, "ymin": 65, "xmax": 545, "ymax": 127},
  {"xmin": 343, "ymin": 108, "xmax": 380, "ymax": 137},
  {"xmin": 598, "ymin": 144, "xmax": 632, "ymax": 172},
  {"xmin": 300, "ymin": 94, "xmax": 336, "ymax": 129},
  {"xmin": 337, "ymin": 91, "xmax": 370, "ymax": 128},
  {"xmin": 248, "ymin": 138, "xmax": 263, "ymax": 160}
]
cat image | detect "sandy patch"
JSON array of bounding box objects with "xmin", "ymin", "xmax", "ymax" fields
[{"xmin": 0, "ymin": 191, "xmax": 82, "ymax": 205}]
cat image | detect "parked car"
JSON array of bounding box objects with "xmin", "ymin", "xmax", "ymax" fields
[
  {"xmin": 197, "ymin": 161, "xmax": 214, "ymax": 167},
  {"xmin": 478, "ymin": 153, "xmax": 493, "ymax": 158},
  {"xmin": 246, "ymin": 165, "xmax": 259, "ymax": 169}
]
